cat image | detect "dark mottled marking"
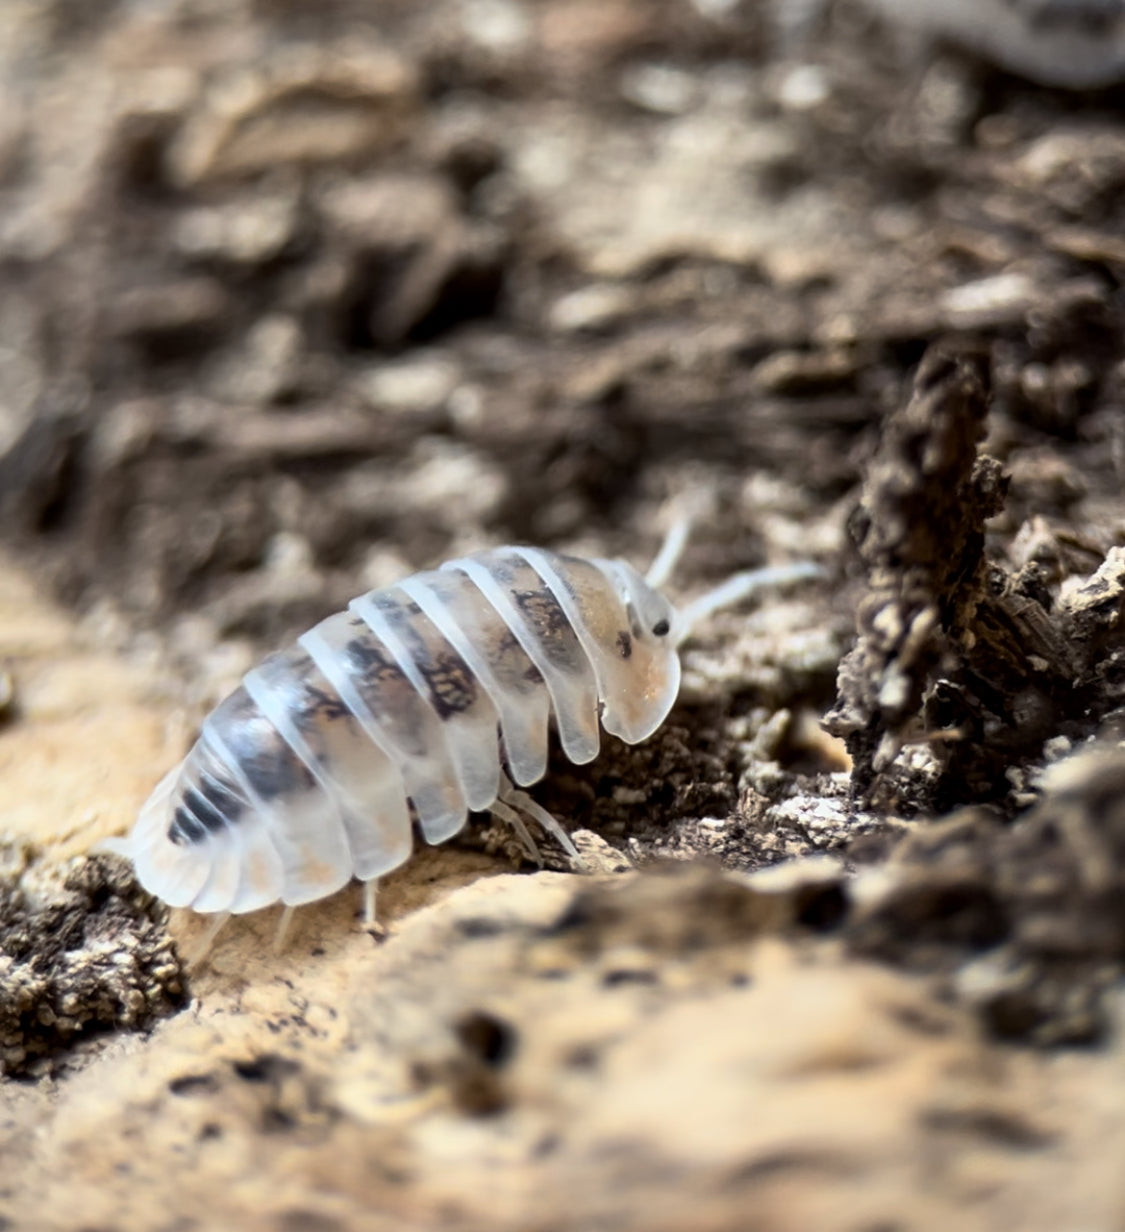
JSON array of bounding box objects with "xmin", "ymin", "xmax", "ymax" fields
[
  {"xmin": 483, "ymin": 626, "xmax": 544, "ymax": 688},
  {"xmin": 513, "ymin": 587, "xmax": 573, "ymax": 639},
  {"xmin": 268, "ymin": 650, "xmax": 351, "ymax": 725},
  {"xmin": 230, "ymin": 728, "xmax": 317, "ymax": 801},
  {"xmin": 240, "ymin": 748, "xmax": 316, "ymax": 801},
  {"xmin": 198, "ymin": 773, "xmax": 244, "ymax": 822},
  {"xmin": 489, "ymin": 559, "xmax": 518, "ymax": 585},
  {"xmin": 183, "ymin": 786, "xmax": 228, "ymax": 834},
  {"xmin": 513, "ymin": 586, "xmax": 585, "ymax": 672},
  {"xmin": 417, "ymin": 651, "xmax": 478, "ymax": 719},
  {"xmin": 616, "ymin": 630, "xmax": 633, "ymax": 659},
  {"xmin": 543, "ymin": 552, "xmax": 588, "ymax": 599},
  {"xmin": 214, "ymin": 687, "xmax": 318, "ymax": 801},
  {"xmin": 346, "ymin": 633, "xmax": 409, "ymax": 689},
  {"xmin": 229, "ymin": 714, "xmax": 318, "ymax": 799},
  {"xmin": 373, "ymin": 591, "xmax": 481, "ymax": 720},
  {"xmin": 338, "ymin": 623, "xmax": 436, "ymax": 758},
  {"xmin": 372, "ymin": 592, "xmax": 422, "ymax": 618},
  {"xmin": 295, "ymin": 683, "xmax": 351, "ymax": 726},
  {"xmin": 168, "ymin": 772, "xmax": 244, "ymax": 845},
  {"xmin": 493, "ymin": 628, "xmax": 522, "ymax": 657},
  {"xmin": 168, "ymin": 806, "xmax": 207, "ymax": 846}
]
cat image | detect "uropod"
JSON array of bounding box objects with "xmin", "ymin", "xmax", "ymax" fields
[{"xmin": 101, "ymin": 522, "xmax": 819, "ymax": 943}]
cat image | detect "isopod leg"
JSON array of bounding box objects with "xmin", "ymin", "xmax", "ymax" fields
[
  {"xmin": 362, "ymin": 879, "xmax": 379, "ymax": 929},
  {"xmin": 490, "ymin": 799, "xmax": 544, "ymax": 867},
  {"xmin": 497, "ymin": 773, "xmax": 584, "ymax": 867},
  {"xmin": 273, "ymin": 905, "xmax": 295, "ymax": 954},
  {"xmin": 358, "ymin": 879, "xmax": 390, "ymax": 940},
  {"xmin": 186, "ymin": 910, "xmax": 232, "ymax": 973}
]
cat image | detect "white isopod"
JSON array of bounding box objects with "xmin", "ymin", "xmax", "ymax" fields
[{"xmin": 102, "ymin": 524, "xmax": 818, "ymax": 938}]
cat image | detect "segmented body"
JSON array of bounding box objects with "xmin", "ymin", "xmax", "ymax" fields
[{"xmin": 112, "ymin": 547, "xmax": 682, "ymax": 916}]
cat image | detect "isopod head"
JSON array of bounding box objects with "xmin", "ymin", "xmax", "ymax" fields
[{"xmin": 588, "ymin": 556, "xmax": 682, "ymax": 744}]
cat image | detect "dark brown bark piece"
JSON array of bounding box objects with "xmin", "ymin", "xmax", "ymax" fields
[{"xmin": 824, "ymin": 346, "xmax": 1087, "ymax": 812}]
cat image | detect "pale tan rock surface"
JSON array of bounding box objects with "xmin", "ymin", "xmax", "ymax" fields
[
  {"xmin": 2, "ymin": 557, "xmax": 1125, "ymax": 1231},
  {"xmin": 0, "ymin": 554, "xmax": 181, "ymax": 856},
  {"xmin": 4, "ymin": 855, "xmax": 1125, "ymax": 1232}
]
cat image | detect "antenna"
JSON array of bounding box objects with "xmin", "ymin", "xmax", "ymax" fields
[
  {"xmin": 645, "ymin": 515, "xmax": 693, "ymax": 588},
  {"xmin": 674, "ymin": 561, "xmax": 823, "ymax": 646}
]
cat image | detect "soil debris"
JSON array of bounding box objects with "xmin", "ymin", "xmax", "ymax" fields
[
  {"xmin": 846, "ymin": 743, "xmax": 1125, "ymax": 1045},
  {"xmin": 825, "ymin": 345, "xmax": 1125, "ymax": 814},
  {"xmin": 0, "ymin": 844, "xmax": 185, "ymax": 1078}
]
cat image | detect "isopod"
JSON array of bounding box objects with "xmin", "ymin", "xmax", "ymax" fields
[{"xmin": 102, "ymin": 524, "xmax": 819, "ymax": 937}]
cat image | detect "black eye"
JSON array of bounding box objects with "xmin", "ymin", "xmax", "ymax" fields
[{"xmin": 651, "ymin": 619, "xmax": 670, "ymax": 637}]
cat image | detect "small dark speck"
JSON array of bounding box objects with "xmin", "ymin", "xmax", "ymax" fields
[
  {"xmin": 795, "ymin": 885, "xmax": 849, "ymax": 932},
  {"xmin": 410, "ymin": 1059, "xmax": 437, "ymax": 1088},
  {"xmin": 451, "ymin": 1071, "xmax": 507, "ymax": 1118},
  {"xmin": 455, "ymin": 1010, "xmax": 518, "ymax": 1068},
  {"xmin": 169, "ymin": 1072, "xmax": 219, "ymax": 1096},
  {"xmin": 276, "ymin": 1209, "xmax": 344, "ymax": 1232},
  {"xmin": 263, "ymin": 1107, "xmax": 296, "ymax": 1133},
  {"xmin": 922, "ymin": 1107, "xmax": 1054, "ymax": 1150},
  {"xmin": 565, "ymin": 1043, "xmax": 600, "ymax": 1070},
  {"xmin": 543, "ymin": 895, "xmax": 597, "ymax": 935},
  {"xmin": 457, "ymin": 916, "xmax": 507, "ymax": 939},
  {"xmin": 533, "ymin": 1132, "xmax": 562, "ymax": 1158},
  {"xmin": 0, "ymin": 670, "xmax": 14, "ymax": 727},
  {"xmin": 535, "ymin": 966, "xmax": 572, "ymax": 980},
  {"xmin": 602, "ymin": 968, "xmax": 658, "ymax": 988},
  {"xmin": 232, "ymin": 1054, "xmax": 299, "ymax": 1084}
]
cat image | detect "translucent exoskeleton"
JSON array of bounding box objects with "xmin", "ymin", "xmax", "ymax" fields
[{"xmin": 101, "ymin": 525, "xmax": 819, "ymax": 944}]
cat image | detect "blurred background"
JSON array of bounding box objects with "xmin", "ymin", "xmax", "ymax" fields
[{"xmin": 1, "ymin": 0, "xmax": 1121, "ymax": 686}]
